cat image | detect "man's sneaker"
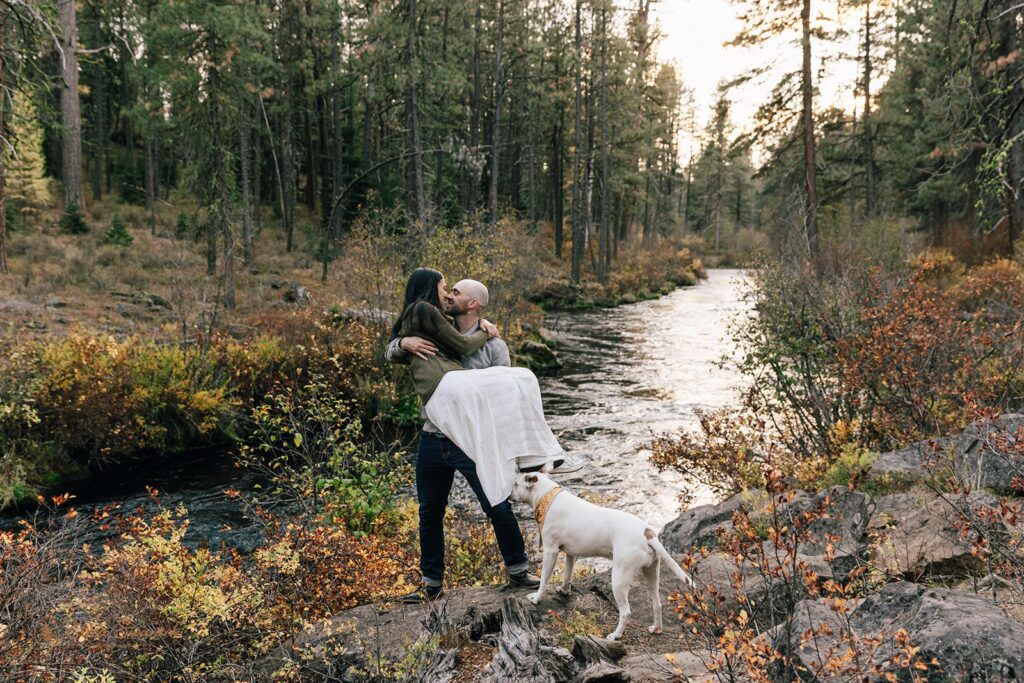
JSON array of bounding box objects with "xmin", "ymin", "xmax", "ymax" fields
[
  {"xmin": 549, "ymin": 455, "xmax": 585, "ymax": 475},
  {"xmin": 520, "ymin": 455, "xmax": 586, "ymax": 474},
  {"xmin": 508, "ymin": 571, "xmax": 541, "ymax": 589},
  {"xmin": 402, "ymin": 584, "xmax": 444, "ymax": 604}
]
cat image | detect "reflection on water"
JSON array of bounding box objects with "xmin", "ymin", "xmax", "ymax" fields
[{"xmin": 536, "ymin": 268, "xmax": 751, "ymax": 527}]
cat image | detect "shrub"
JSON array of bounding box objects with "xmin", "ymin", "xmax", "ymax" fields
[
  {"xmin": 60, "ymin": 201, "xmax": 89, "ymax": 234},
  {"xmin": 103, "ymin": 213, "xmax": 133, "ymax": 246}
]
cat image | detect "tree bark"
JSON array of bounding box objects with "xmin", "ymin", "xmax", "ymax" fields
[
  {"xmin": 598, "ymin": 1, "xmax": 609, "ymax": 283},
  {"xmin": 489, "ymin": 0, "xmax": 506, "ymax": 224},
  {"xmin": 210, "ymin": 63, "xmax": 234, "ymax": 309},
  {"xmin": 552, "ymin": 115, "xmax": 564, "ymax": 258},
  {"xmin": 801, "ymin": 0, "xmax": 819, "ymax": 258},
  {"xmin": 570, "ymin": 0, "xmax": 584, "ymax": 284},
  {"xmin": 331, "ymin": 18, "xmax": 344, "ymax": 255},
  {"xmin": 0, "ymin": 5, "xmax": 8, "ymax": 274},
  {"xmin": 405, "ymin": 0, "xmax": 427, "ymax": 225},
  {"xmin": 863, "ymin": 0, "xmax": 878, "ymax": 218},
  {"xmin": 59, "ymin": 0, "xmax": 85, "ymax": 208},
  {"xmin": 240, "ymin": 93, "xmax": 254, "ymax": 266},
  {"xmin": 466, "ymin": 5, "xmax": 482, "ymax": 214}
]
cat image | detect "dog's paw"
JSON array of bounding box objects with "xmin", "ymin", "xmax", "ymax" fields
[
  {"xmin": 605, "ymin": 632, "xmax": 622, "ymax": 641},
  {"xmin": 555, "ymin": 584, "xmax": 571, "ymax": 595},
  {"xmin": 526, "ymin": 592, "xmax": 541, "ymax": 604},
  {"xmin": 648, "ymin": 625, "xmax": 662, "ymax": 635}
]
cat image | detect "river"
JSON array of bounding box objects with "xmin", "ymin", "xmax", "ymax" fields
[{"xmin": 3, "ymin": 269, "xmax": 750, "ymax": 547}]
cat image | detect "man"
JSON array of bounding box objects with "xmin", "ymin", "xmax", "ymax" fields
[{"xmin": 387, "ymin": 278, "xmax": 540, "ymax": 603}]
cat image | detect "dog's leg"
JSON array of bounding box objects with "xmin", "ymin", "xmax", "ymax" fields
[
  {"xmin": 606, "ymin": 564, "xmax": 634, "ymax": 640},
  {"xmin": 527, "ymin": 548, "xmax": 559, "ymax": 605},
  {"xmin": 642, "ymin": 558, "xmax": 662, "ymax": 634},
  {"xmin": 557, "ymin": 554, "xmax": 576, "ymax": 595}
]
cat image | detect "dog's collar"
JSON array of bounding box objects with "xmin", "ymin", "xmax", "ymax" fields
[{"xmin": 534, "ymin": 486, "xmax": 564, "ymax": 539}]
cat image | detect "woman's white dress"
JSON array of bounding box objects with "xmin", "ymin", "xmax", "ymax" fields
[{"xmin": 424, "ymin": 366, "xmax": 565, "ymax": 506}]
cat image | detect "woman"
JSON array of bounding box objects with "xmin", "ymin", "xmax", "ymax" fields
[{"xmin": 392, "ymin": 268, "xmax": 565, "ymax": 506}]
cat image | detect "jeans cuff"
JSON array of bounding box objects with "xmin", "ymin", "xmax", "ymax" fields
[
  {"xmin": 422, "ymin": 577, "xmax": 443, "ymax": 588},
  {"xmin": 506, "ymin": 561, "xmax": 529, "ymax": 576}
]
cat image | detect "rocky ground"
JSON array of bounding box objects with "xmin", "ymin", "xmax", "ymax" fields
[{"xmin": 266, "ymin": 415, "xmax": 1024, "ymax": 682}]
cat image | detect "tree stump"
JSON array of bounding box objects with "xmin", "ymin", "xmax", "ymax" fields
[{"xmin": 481, "ymin": 597, "xmax": 574, "ymax": 682}]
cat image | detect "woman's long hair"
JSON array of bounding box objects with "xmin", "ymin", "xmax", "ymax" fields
[{"xmin": 390, "ymin": 267, "xmax": 444, "ymax": 340}]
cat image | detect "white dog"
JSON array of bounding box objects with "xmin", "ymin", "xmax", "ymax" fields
[{"xmin": 511, "ymin": 470, "xmax": 695, "ymax": 640}]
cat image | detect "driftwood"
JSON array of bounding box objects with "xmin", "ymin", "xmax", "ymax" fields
[
  {"xmin": 572, "ymin": 636, "xmax": 630, "ymax": 682},
  {"xmin": 417, "ymin": 647, "xmax": 459, "ymax": 683},
  {"xmin": 481, "ymin": 597, "xmax": 574, "ymax": 682}
]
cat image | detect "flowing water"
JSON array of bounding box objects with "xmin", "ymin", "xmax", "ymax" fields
[
  {"xmin": 3, "ymin": 269, "xmax": 751, "ymax": 546},
  {"xmin": 534, "ymin": 268, "xmax": 751, "ymax": 527}
]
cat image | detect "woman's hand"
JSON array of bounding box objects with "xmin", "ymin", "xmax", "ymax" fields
[{"xmin": 480, "ymin": 319, "xmax": 500, "ymax": 339}]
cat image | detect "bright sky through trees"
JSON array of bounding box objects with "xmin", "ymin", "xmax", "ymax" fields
[{"xmin": 654, "ymin": 0, "xmax": 867, "ymax": 158}]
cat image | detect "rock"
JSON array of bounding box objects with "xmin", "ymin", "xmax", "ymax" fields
[
  {"xmin": 769, "ymin": 582, "xmax": 1024, "ymax": 682},
  {"xmin": 869, "ymin": 415, "xmax": 1024, "ymax": 493},
  {"xmin": 869, "ymin": 490, "xmax": 1003, "ymax": 579},
  {"xmin": 957, "ymin": 414, "xmax": 1024, "ymax": 492},
  {"xmin": 660, "ymin": 490, "xmax": 768, "ymax": 554},
  {"xmin": 800, "ymin": 486, "xmax": 875, "ymax": 578},
  {"xmin": 618, "ymin": 651, "xmax": 714, "ymax": 682},
  {"xmin": 527, "ymin": 281, "xmax": 581, "ymax": 308},
  {"xmin": 517, "ymin": 340, "xmax": 562, "ymax": 375},
  {"xmin": 111, "ymin": 290, "xmax": 171, "ymax": 310},
  {"xmin": 283, "ymin": 284, "xmax": 311, "ymax": 305},
  {"xmin": 45, "ymin": 297, "xmax": 68, "ymax": 309},
  {"xmin": 871, "ymin": 437, "xmax": 951, "ymax": 483}
]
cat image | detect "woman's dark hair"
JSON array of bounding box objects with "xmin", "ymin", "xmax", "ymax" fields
[{"xmin": 390, "ymin": 267, "xmax": 444, "ymax": 340}]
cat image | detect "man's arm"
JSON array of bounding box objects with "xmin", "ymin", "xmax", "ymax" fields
[{"xmin": 385, "ymin": 336, "xmax": 439, "ymax": 363}]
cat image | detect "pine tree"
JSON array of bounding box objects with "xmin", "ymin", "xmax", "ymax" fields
[{"xmin": 104, "ymin": 213, "xmax": 133, "ymax": 246}]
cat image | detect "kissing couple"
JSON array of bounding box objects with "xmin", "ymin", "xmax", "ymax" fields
[{"xmin": 386, "ymin": 268, "xmax": 581, "ymax": 603}]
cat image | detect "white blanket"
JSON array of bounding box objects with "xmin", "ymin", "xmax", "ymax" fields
[{"xmin": 424, "ymin": 366, "xmax": 565, "ymax": 506}]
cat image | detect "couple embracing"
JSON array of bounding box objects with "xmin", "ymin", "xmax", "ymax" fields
[{"xmin": 386, "ymin": 268, "xmax": 581, "ymax": 604}]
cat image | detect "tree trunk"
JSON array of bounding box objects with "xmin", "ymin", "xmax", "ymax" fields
[
  {"xmin": 210, "ymin": 64, "xmax": 234, "ymax": 309},
  {"xmin": 801, "ymin": 0, "xmax": 819, "ymax": 258},
  {"xmin": 466, "ymin": 5, "xmax": 482, "ymax": 214},
  {"xmin": 0, "ymin": 5, "xmax": 7, "ymax": 274},
  {"xmin": 552, "ymin": 115, "xmax": 564, "ymax": 258},
  {"xmin": 282, "ymin": 114, "xmax": 297, "ymax": 252},
  {"xmin": 59, "ymin": 0, "xmax": 85, "ymax": 208},
  {"xmin": 598, "ymin": 2, "xmax": 609, "ymax": 283},
  {"xmin": 90, "ymin": 56, "xmax": 105, "ymax": 202},
  {"xmin": 331, "ymin": 19, "xmax": 344, "ymax": 254},
  {"xmin": 145, "ymin": 138, "xmax": 156, "ymax": 233},
  {"xmin": 570, "ymin": 0, "xmax": 584, "ymax": 284},
  {"xmin": 863, "ymin": 0, "xmax": 878, "ymax": 218},
  {"xmin": 403, "ymin": 0, "xmax": 427, "ymax": 225},
  {"xmin": 489, "ymin": 0, "xmax": 506, "ymax": 224},
  {"xmin": 240, "ymin": 93, "xmax": 254, "ymax": 266}
]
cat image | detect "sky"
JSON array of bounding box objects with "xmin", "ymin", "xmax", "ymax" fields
[{"xmin": 652, "ymin": 0, "xmax": 866, "ymax": 160}]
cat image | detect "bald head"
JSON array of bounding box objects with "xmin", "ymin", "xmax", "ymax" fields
[{"xmin": 452, "ymin": 279, "xmax": 489, "ymax": 314}]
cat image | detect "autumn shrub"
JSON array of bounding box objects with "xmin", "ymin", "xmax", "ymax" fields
[
  {"xmin": 238, "ymin": 372, "xmax": 412, "ymax": 533},
  {"xmin": 673, "ymin": 472, "xmax": 936, "ymax": 682},
  {"xmin": 1, "ymin": 496, "xmax": 418, "ymax": 682},
  {"xmin": 0, "ymin": 310, "xmax": 411, "ymax": 502}
]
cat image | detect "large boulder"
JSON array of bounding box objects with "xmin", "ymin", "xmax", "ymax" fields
[
  {"xmin": 768, "ymin": 582, "xmax": 1024, "ymax": 682},
  {"xmin": 869, "ymin": 415, "xmax": 1024, "ymax": 493},
  {"xmin": 869, "ymin": 490, "xmax": 1003, "ymax": 579},
  {"xmin": 798, "ymin": 486, "xmax": 875, "ymax": 578},
  {"xmin": 957, "ymin": 414, "xmax": 1024, "ymax": 492},
  {"xmin": 660, "ymin": 490, "xmax": 767, "ymax": 554},
  {"xmin": 871, "ymin": 437, "xmax": 951, "ymax": 483}
]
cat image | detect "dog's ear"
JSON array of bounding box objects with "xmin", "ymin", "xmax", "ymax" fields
[{"xmin": 525, "ymin": 474, "xmax": 539, "ymax": 486}]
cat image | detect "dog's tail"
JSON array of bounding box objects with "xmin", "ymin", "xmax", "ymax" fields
[{"xmin": 645, "ymin": 528, "xmax": 695, "ymax": 588}]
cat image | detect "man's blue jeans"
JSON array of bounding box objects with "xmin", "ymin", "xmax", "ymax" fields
[{"xmin": 416, "ymin": 431, "xmax": 529, "ymax": 586}]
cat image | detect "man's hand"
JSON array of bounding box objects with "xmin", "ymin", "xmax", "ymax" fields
[
  {"xmin": 480, "ymin": 319, "xmax": 500, "ymax": 339},
  {"xmin": 399, "ymin": 336, "xmax": 438, "ymax": 360}
]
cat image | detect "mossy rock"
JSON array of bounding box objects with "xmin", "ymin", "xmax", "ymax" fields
[{"xmin": 516, "ymin": 340, "xmax": 561, "ymax": 375}]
